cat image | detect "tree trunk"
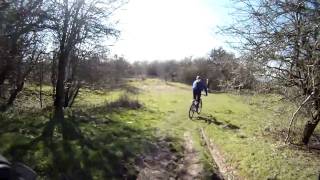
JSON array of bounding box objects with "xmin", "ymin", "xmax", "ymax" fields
[
  {"xmin": 0, "ymin": 68, "xmax": 9, "ymax": 87},
  {"xmin": 54, "ymin": 52, "xmax": 68, "ymax": 118},
  {"xmin": 47, "ymin": 0, "xmax": 71, "ymax": 140},
  {"xmin": 0, "ymin": 59, "xmax": 12, "ymax": 97},
  {"xmin": 51, "ymin": 57, "xmax": 57, "ymax": 100},
  {"xmin": 64, "ymin": 85, "xmax": 70, "ymax": 107},
  {"xmin": 39, "ymin": 67, "xmax": 43, "ymax": 108},
  {"xmin": 68, "ymin": 86, "xmax": 80, "ymax": 108},
  {"xmin": 6, "ymin": 82, "xmax": 24, "ymax": 107},
  {"xmin": 303, "ymin": 72, "xmax": 320, "ymax": 144},
  {"xmin": 44, "ymin": 52, "xmax": 68, "ymax": 139},
  {"xmin": 0, "ymin": 38, "xmax": 18, "ymax": 87},
  {"xmin": 302, "ymin": 111, "xmax": 320, "ymax": 145}
]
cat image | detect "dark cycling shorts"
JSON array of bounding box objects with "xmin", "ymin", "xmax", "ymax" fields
[{"xmin": 193, "ymin": 90, "xmax": 201, "ymax": 101}]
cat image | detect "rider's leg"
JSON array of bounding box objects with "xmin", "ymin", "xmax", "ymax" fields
[
  {"xmin": 195, "ymin": 91, "xmax": 201, "ymax": 108},
  {"xmin": 193, "ymin": 90, "xmax": 196, "ymax": 100},
  {"xmin": 198, "ymin": 92, "xmax": 202, "ymax": 101}
]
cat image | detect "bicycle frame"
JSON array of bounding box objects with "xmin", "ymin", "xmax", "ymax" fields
[{"xmin": 189, "ymin": 98, "xmax": 202, "ymax": 119}]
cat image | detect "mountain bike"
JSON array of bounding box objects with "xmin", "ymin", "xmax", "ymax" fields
[{"xmin": 188, "ymin": 97, "xmax": 203, "ymax": 119}]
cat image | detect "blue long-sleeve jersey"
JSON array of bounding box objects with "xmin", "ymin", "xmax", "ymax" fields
[{"xmin": 192, "ymin": 79, "xmax": 207, "ymax": 93}]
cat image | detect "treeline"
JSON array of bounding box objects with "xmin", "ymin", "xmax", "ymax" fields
[{"xmin": 131, "ymin": 47, "xmax": 258, "ymax": 91}]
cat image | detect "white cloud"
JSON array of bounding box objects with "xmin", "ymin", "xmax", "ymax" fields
[{"xmin": 109, "ymin": 0, "xmax": 233, "ymax": 61}]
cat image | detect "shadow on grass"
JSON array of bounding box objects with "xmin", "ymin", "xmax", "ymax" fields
[
  {"xmin": 107, "ymin": 94, "xmax": 142, "ymax": 109},
  {"xmin": 0, "ymin": 104, "xmax": 161, "ymax": 179},
  {"xmin": 105, "ymin": 83, "xmax": 141, "ymax": 95},
  {"xmin": 83, "ymin": 94, "xmax": 143, "ymax": 115},
  {"xmin": 196, "ymin": 114, "xmax": 240, "ymax": 130},
  {"xmin": 82, "ymin": 79, "xmax": 141, "ymax": 95},
  {"xmin": 0, "ymin": 109, "xmax": 48, "ymax": 135},
  {"xmin": 268, "ymin": 129, "xmax": 320, "ymax": 154},
  {"xmin": 165, "ymin": 82, "xmax": 190, "ymax": 91},
  {"xmin": 197, "ymin": 115, "xmax": 223, "ymax": 126}
]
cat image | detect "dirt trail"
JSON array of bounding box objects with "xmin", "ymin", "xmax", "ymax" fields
[
  {"xmin": 136, "ymin": 132, "xmax": 205, "ymax": 180},
  {"xmin": 176, "ymin": 132, "xmax": 204, "ymax": 180},
  {"xmin": 136, "ymin": 138, "xmax": 178, "ymax": 180}
]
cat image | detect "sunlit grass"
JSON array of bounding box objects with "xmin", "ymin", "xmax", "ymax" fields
[
  {"xmin": 201, "ymin": 93, "xmax": 320, "ymax": 179},
  {"xmin": 0, "ymin": 79, "xmax": 319, "ymax": 179},
  {"xmin": 135, "ymin": 79, "xmax": 320, "ymax": 179}
]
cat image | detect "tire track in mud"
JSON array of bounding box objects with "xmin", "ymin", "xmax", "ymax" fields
[
  {"xmin": 136, "ymin": 133, "xmax": 204, "ymax": 180},
  {"xmin": 136, "ymin": 131, "xmax": 225, "ymax": 180},
  {"xmin": 200, "ymin": 128, "xmax": 240, "ymax": 180},
  {"xmin": 176, "ymin": 132, "xmax": 204, "ymax": 180}
]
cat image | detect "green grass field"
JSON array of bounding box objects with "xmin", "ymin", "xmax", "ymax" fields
[{"xmin": 0, "ymin": 79, "xmax": 319, "ymax": 179}]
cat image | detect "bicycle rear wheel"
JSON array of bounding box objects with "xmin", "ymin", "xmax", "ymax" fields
[
  {"xmin": 189, "ymin": 103, "xmax": 195, "ymax": 119},
  {"xmin": 197, "ymin": 99, "xmax": 202, "ymax": 114}
]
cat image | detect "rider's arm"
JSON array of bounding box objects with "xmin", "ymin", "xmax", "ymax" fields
[{"xmin": 192, "ymin": 81, "xmax": 196, "ymax": 89}]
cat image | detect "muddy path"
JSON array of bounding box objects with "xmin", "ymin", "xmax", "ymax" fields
[
  {"xmin": 176, "ymin": 132, "xmax": 204, "ymax": 180},
  {"xmin": 136, "ymin": 137, "xmax": 180, "ymax": 180},
  {"xmin": 136, "ymin": 132, "xmax": 224, "ymax": 180}
]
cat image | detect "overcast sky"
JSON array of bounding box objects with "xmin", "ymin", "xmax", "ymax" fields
[{"xmin": 109, "ymin": 0, "xmax": 234, "ymax": 61}]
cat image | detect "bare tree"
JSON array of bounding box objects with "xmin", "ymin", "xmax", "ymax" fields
[
  {"xmin": 0, "ymin": 0, "xmax": 47, "ymax": 110},
  {"xmin": 42, "ymin": 0, "xmax": 121, "ymax": 139},
  {"xmin": 224, "ymin": 0, "xmax": 320, "ymax": 144}
]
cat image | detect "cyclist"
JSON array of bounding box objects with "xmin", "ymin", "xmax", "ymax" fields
[{"xmin": 192, "ymin": 75, "xmax": 208, "ymax": 107}]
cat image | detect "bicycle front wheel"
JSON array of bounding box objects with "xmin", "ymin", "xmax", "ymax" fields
[{"xmin": 189, "ymin": 103, "xmax": 195, "ymax": 119}]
